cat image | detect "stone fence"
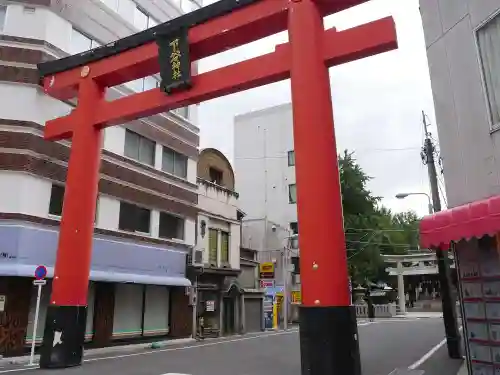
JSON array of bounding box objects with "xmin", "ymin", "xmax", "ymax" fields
[{"xmin": 355, "ymin": 303, "xmax": 397, "ymax": 318}]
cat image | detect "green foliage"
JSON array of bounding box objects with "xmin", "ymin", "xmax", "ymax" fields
[{"xmin": 339, "ymin": 150, "xmax": 421, "ymax": 285}]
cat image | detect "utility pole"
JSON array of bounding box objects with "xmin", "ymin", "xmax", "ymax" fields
[
  {"xmin": 421, "ymin": 111, "xmax": 461, "ymax": 359},
  {"xmin": 282, "ymin": 246, "xmax": 288, "ymax": 331}
]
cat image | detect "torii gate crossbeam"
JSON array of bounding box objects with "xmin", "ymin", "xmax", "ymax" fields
[{"xmin": 36, "ymin": 0, "xmax": 398, "ymax": 373}]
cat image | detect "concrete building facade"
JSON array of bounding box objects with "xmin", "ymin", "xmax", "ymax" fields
[
  {"xmin": 194, "ymin": 148, "xmax": 242, "ymax": 337},
  {"xmin": 419, "ymin": 0, "xmax": 500, "ymax": 207},
  {"xmin": 0, "ymin": 0, "xmax": 201, "ymax": 356},
  {"xmin": 234, "ymin": 103, "xmax": 298, "ymax": 257},
  {"xmin": 234, "ymin": 104, "xmax": 300, "ymax": 323}
]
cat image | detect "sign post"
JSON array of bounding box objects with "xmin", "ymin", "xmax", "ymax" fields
[{"xmin": 30, "ymin": 266, "xmax": 47, "ymax": 366}]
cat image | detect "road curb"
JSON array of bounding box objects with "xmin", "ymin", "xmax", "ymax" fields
[
  {"xmin": 0, "ymin": 338, "xmax": 196, "ymax": 366},
  {"xmin": 150, "ymin": 338, "xmax": 194, "ymax": 349}
]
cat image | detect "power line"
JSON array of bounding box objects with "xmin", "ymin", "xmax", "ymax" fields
[{"xmin": 235, "ymin": 147, "xmax": 422, "ymax": 161}]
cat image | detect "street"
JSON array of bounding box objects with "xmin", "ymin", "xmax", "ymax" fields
[{"xmin": 0, "ymin": 317, "xmax": 463, "ymax": 375}]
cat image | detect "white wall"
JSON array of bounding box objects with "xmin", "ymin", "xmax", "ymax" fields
[
  {"xmin": 197, "ymin": 184, "xmax": 238, "ymax": 220},
  {"xmin": 184, "ymin": 218, "xmax": 196, "ymax": 247},
  {"xmin": 3, "ymin": 5, "xmax": 71, "ymax": 53},
  {"xmin": 0, "ymin": 172, "xmax": 52, "ymax": 216},
  {"xmin": 195, "ymin": 214, "xmax": 240, "ymax": 269},
  {"xmin": 96, "ymin": 195, "xmax": 120, "ymax": 230},
  {"xmin": 229, "ymin": 222, "xmax": 240, "ymax": 270},
  {"xmin": 0, "ymin": 2, "xmax": 199, "ymax": 249},
  {"xmin": 420, "ymin": 1, "xmax": 500, "ymax": 207},
  {"xmin": 187, "ymin": 159, "xmax": 197, "ymax": 185},
  {"xmin": 196, "ymin": 179, "xmax": 240, "ymax": 268},
  {"xmin": 234, "ymin": 103, "xmax": 297, "ymax": 251},
  {"xmin": 103, "ymin": 127, "xmax": 126, "ymax": 155},
  {"xmin": 0, "ymin": 84, "xmax": 71, "ymax": 125}
]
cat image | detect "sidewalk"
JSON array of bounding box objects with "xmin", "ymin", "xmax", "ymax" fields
[
  {"xmin": 395, "ymin": 312, "xmax": 443, "ymax": 319},
  {"xmin": 457, "ymin": 362, "xmax": 467, "ymax": 375},
  {"xmin": 0, "ymin": 337, "xmax": 194, "ymax": 367}
]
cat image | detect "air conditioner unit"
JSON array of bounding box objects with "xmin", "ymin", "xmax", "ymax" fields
[{"xmin": 188, "ymin": 247, "xmax": 203, "ymax": 267}]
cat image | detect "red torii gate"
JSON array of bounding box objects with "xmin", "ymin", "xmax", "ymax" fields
[{"xmin": 37, "ymin": 0, "xmax": 397, "ymax": 373}]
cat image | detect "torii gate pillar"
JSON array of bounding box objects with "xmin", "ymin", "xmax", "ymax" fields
[
  {"xmin": 288, "ymin": 2, "xmax": 361, "ymax": 374},
  {"xmin": 36, "ymin": 0, "xmax": 398, "ymax": 373}
]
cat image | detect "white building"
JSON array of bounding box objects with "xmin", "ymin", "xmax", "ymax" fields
[
  {"xmin": 234, "ymin": 103, "xmax": 298, "ymax": 248},
  {"xmin": 195, "ymin": 148, "xmax": 265, "ymax": 335},
  {"xmin": 0, "ymin": 0, "xmax": 202, "ymax": 356},
  {"xmin": 234, "ymin": 103, "xmax": 299, "ymax": 285},
  {"xmin": 194, "ymin": 148, "xmax": 243, "ymax": 336},
  {"xmin": 419, "ymin": 1, "xmax": 500, "ymax": 207}
]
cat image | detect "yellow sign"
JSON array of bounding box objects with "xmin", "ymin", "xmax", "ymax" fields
[
  {"xmin": 260, "ymin": 262, "xmax": 275, "ymax": 273},
  {"xmin": 260, "ymin": 262, "xmax": 275, "ymax": 279},
  {"xmin": 291, "ymin": 291, "xmax": 302, "ymax": 304},
  {"xmin": 276, "ymin": 294, "xmax": 283, "ymax": 311}
]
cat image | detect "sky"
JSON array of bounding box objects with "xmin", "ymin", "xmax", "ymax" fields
[{"xmin": 196, "ymin": 0, "xmax": 446, "ymax": 217}]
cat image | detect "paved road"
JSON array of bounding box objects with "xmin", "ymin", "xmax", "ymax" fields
[{"xmin": 0, "ymin": 318, "xmax": 462, "ymax": 375}]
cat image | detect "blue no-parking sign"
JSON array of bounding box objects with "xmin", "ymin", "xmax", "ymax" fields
[{"xmin": 34, "ymin": 265, "xmax": 47, "ymax": 280}]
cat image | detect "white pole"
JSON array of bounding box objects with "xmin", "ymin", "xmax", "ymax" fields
[
  {"xmin": 282, "ymin": 247, "xmax": 288, "ymax": 331},
  {"xmin": 397, "ymin": 262, "xmax": 406, "ymax": 315},
  {"xmin": 29, "ymin": 283, "xmax": 43, "ymax": 365}
]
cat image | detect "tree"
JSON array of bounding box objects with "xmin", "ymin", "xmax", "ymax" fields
[
  {"xmin": 338, "ymin": 150, "xmax": 421, "ymax": 285},
  {"xmin": 339, "ymin": 151, "xmax": 382, "ymax": 284}
]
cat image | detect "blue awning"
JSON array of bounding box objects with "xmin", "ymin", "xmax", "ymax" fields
[
  {"xmin": 0, "ymin": 222, "xmax": 191, "ymax": 286},
  {"xmin": 0, "ymin": 264, "xmax": 191, "ymax": 287}
]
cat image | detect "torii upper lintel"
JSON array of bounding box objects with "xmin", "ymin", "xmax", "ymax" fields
[{"xmin": 39, "ymin": 0, "xmax": 370, "ymax": 100}]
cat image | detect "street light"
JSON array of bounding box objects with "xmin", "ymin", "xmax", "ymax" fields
[{"xmin": 396, "ymin": 192, "xmax": 433, "ymax": 214}]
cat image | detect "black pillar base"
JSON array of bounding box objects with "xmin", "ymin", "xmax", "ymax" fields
[
  {"xmin": 445, "ymin": 335, "xmax": 462, "ymax": 360},
  {"xmin": 436, "ymin": 249, "xmax": 462, "ymax": 359},
  {"xmin": 39, "ymin": 305, "xmax": 87, "ymax": 369},
  {"xmin": 299, "ymin": 305, "xmax": 362, "ymax": 375}
]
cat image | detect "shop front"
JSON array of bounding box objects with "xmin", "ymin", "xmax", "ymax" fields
[
  {"xmin": 420, "ymin": 194, "xmax": 500, "ymax": 375},
  {"xmin": 0, "ymin": 221, "xmax": 191, "ymax": 356},
  {"xmin": 195, "ymin": 269, "xmax": 243, "ymax": 337}
]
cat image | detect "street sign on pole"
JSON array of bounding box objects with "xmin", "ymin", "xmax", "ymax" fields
[
  {"xmin": 30, "ymin": 266, "xmax": 47, "ymax": 365},
  {"xmin": 34, "ymin": 265, "xmax": 47, "ymax": 280}
]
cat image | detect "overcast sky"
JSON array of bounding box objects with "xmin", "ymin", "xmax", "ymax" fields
[{"xmin": 196, "ymin": 0, "xmax": 445, "ymax": 217}]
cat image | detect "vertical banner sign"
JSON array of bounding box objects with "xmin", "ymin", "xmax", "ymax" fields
[{"xmin": 156, "ymin": 27, "xmax": 192, "ymax": 94}]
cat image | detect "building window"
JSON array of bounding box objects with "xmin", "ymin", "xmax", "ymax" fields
[
  {"xmin": 181, "ymin": 0, "xmax": 201, "ymax": 13},
  {"xmin": 70, "ymin": 29, "xmax": 100, "ymax": 55},
  {"xmin": 134, "ymin": 7, "xmax": 159, "ymax": 30},
  {"xmin": 290, "ymin": 222, "xmax": 298, "ymax": 235},
  {"xmin": 288, "ymin": 150, "xmax": 295, "ymax": 166},
  {"xmin": 125, "ymin": 76, "xmax": 160, "ymax": 92},
  {"xmin": 208, "ymin": 229, "xmax": 218, "ymax": 264},
  {"xmin": 220, "ymin": 232, "xmax": 229, "ymax": 264},
  {"xmin": 49, "ymin": 184, "xmax": 65, "ymax": 216},
  {"xmin": 0, "ymin": 6, "xmax": 6, "ymax": 31},
  {"xmin": 289, "ymin": 184, "xmax": 297, "ymax": 204},
  {"xmin": 162, "ymin": 147, "xmax": 188, "ymax": 178},
  {"xmin": 49, "ymin": 185, "xmax": 98, "ymax": 221},
  {"xmin": 477, "ymin": 13, "xmax": 500, "ymax": 128},
  {"xmin": 124, "ymin": 130, "xmax": 156, "ymax": 166},
  {"xmin": 172, "ymin": 107, "xmax": 189, "ymax": 119},
  {"xmin": 143, "ymin": 76, "xmax": 159, "ymax": 91},
  {"xmin": 209, "ymin": 167, "xmax": 223, "ymax": 185},
  {"xmin": 118, "ymin": 202, "xmax": 151, "ymax": 234},
  {"xmin": 159, "ymin": 212, "xmax": 185, "ymax": 240},
  {"xmin": 100, "ymin": 0, "xmax": 119, "ymax": 12}
]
